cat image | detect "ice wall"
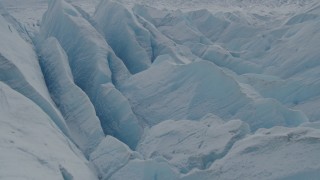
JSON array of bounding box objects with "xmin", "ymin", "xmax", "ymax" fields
[
  {"xmin": 39, "ymin": 37, "xmax": 105, "ymax": 156},
  {"xmin": 40, "ymin": 0, "xmax": 143, "ymax": 149},
  {"xmin": 94, "ymin": 0, "xmax": 152, "ymax": 74},
  {"xmin": 0, "ymin": 14, "xmax": 70, "ymax": 137}
]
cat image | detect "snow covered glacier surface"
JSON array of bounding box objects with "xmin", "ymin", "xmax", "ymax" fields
[{"xmin": 1, "ymin": 0, "xmax": 320, "ymax": 179}]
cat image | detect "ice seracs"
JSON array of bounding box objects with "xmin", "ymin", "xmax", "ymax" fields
[
  {"xmin": 120, "ymin": 59, "xmax": 307, "ymax": 130},
  {"xmin": 40, "ymin": 0, "xmax": 143, "ymax": 149},
  {"xmin": 94, "ymin": 0, "xmax": 153, "ymax": 74},
  {"xmin": 39, "ymin": 37, "xmax": 105, "ymax": 156},
  {"xmin": 0, "ymin": 0, "xmax": 320, "ymax": 179}
]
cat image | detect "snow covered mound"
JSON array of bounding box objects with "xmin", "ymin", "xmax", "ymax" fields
[
  {"xmin": 120, "ymin": 60, "xmax": 307, "ymax": 130},
  {"xmin": 90, "ymin": 136, "xmax": 142, "ymax": 179},
  {"xmin": 137, "ymin": 115, "xmax": 250, "ymax": 173},
  {"xmin": 0, "ymin": 0, "xmax": 320, "ymax": 179},
  {"xmin": 117, "ymin": 0, "xmax": 316, "ymax": 16},
  {"xmin": 183, "ymin": 126, "xmax": 320, "ymax": 180}
]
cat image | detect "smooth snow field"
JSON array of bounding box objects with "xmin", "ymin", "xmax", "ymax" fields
[{"xmin": 0, "ymin": 0, "xmax": 320, "ymax": 179}]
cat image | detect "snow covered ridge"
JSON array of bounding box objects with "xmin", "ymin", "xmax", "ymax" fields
[
  {"xmin": 0, "ymin": 0, "xmax": 320, "ymax": 179},
  {"xmin": 118, "ymin": 0, "xmax": 316, "ymax": 13}
]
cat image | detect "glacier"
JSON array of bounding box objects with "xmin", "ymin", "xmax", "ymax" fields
[
  {"xmin": 0, "ymin": 81, "xmax": 97, "ymax": 180},
  {"xmin": 39, "ymin": 0, "xmax": 143, "ymax": 149},
  {"xmin": 39, "ymin": 37, "xmax": 105, "ymax": 156},
  {"xmin": 0, "ymin": 0, "xmax": 320, "ymax": 179},
  {"xmin": 137, "ymin": 115, "xmax": 250, "ymax": 173},
  {"xmin": 120, "ymin": 59, "xmax": 307, "ymax": 129},
  {"xmin": 182, "ymin": 126, "xmax": 320, "ymax": 180},
  {"xmin": 0, "ymin": 11, "xmax": 71, "ymax": 137}
]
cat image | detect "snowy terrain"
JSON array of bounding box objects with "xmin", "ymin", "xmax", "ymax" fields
[{"xmin": 0, "ymin": 0, "xmax": 320, "ymax": 179}]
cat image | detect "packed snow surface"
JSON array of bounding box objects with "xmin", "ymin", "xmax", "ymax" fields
[{"xmin": 0, "ymin": 0, "xmax": 320, "ymax": 179}]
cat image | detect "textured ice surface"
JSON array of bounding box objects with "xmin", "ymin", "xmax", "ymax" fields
[
  {"xmin": 40, "ymin": 0, "xmax": 143, "ymax": 149},
  {"xmin": 239, "ymin": 73, "xmax": 320, "ymax": 122},
  {"xmin": 90, "ymin": 135, "xmax": 180, "ymax": 180},
  {"xmin": 138, "ymin": 115, "xmax": 250, "ymax": 173},
  {"xmin": 120, "ymin": 60, "xmax": 307, "ymax": 130},
  {"xmin": 94, "ymin": 0, "xmax": 152, "ymax": 74},
  {"xmin": 109, "ymin": 158, "xmax": 179, "ymax": 180},
  {"xmin": 39, "ymin": 37, "xmax": 105, "ymax": 156},
  {"xmin": 90, "ymin": 136, "xmax": 142, "ymax": 179},
  {"xmin": 0, "ymin": 81, "xmax": 97, "ymax": 180},
  {"xmin": 1, "ymin": 0, "xmax": 320, "ymax": 179},
  {"xmin": 0, "ymin": 13, "xmax": 70, "ymax": 137},
  {"xmin": 182, "ymin": 126, "xmax": 320, "ymax": 180}
]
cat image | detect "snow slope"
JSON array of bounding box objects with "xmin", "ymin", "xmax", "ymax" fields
[
  {"xmin": 120, "ymin": 59, "xmax": 307, "ymax": 130},
  {"xmin": 182, "ymin": 126, "xmax": 320, "ymax": 180},
  {"xmin": 0, "ymin": 0, "xmax": 320, "ymax": 179},
  {"xmin": 0, "ymin": 81, "xmax": 97, "ymax": 180},
  {"xmin": 0, "ymin": 12, "xmax": 70, "ymax": 137},
  {"xmin": 137, "ymin": 115, "xmax": 250, "ymax": 173}
]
